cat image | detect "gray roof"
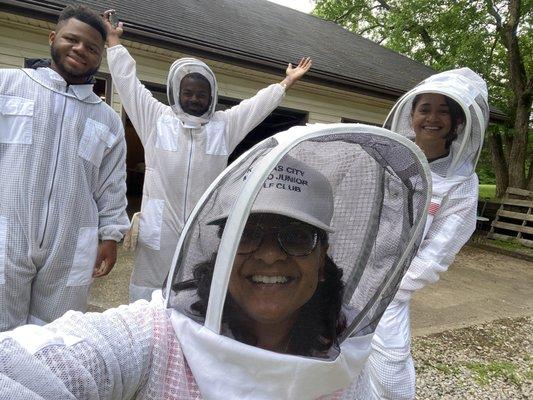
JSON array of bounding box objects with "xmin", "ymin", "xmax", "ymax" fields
[
  {"xmin": 2, "ymin": 0, "xmax": 436, "ymax": 98},
  {"xmin": 1, "ymin": 0, "xmax": 506, "ymax": 119}
]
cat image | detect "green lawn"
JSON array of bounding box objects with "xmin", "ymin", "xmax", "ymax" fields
[{"xmin": 479, "ymin": 184, "xmax": 496, "ymax": 200}]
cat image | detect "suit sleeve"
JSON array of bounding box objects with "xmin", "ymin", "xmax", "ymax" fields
[
  {"xmin": 224, "ymin": 83, "xmax": 286, "ymax": 152},
  {"xmin": 0, "ymin": 301, "xmax": 165, "ymax": 400},
  {"xmin": 394, "ymin": 175, "xmax": 478, "ymax": 302},
  {"xmin": 96, "ymin": 116, "xmax": 129, "ymax": 241},
  {"xmin": 106, "ymin": 44, "xmax": 168, "ymax": 146}
]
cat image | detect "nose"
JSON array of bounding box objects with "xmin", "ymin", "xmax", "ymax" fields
[
  {"xmin": 191, "ymin": 93, "xmax": 203, "ymax": 103},
  {"xmin": 252, "ymin": 233, "xmax": 287, "ymax": 265},
  {"xmin": 426, "ymin": 110, "xmax": 440, "ymax": 122},
  {"xmin": 71, "ymin": 41, "xmax": 86, "ymax": 54}
]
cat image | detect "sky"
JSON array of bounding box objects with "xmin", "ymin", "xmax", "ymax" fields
[{"xmin": 266, "ymin": 0, "xmax": 315, "ymax": 13}]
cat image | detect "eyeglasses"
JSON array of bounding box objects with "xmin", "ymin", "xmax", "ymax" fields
[{"xmin": 237, "ymin": 222, "xmax": 321, "ymax": 257}]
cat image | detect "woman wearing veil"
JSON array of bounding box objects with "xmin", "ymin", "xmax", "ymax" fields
[
  {"xmin": 362, "ymin": 68, "xmax": 490, "ymax": 399},
  {"xmin": 0, "ymin": 124, "xmax": 430, "ymax": 399}
]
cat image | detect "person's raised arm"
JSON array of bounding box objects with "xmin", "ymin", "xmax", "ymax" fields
[
  {"xmin": 224, "ymin": 57, "xmax": 313, "ymax": 152},
  {"xmin": 102, "ymin": 9, "xmax": 123, "ymax": 48},
  {"xmin": 101, "ymin": 9, "xmax": 167, "ymax": 146}
]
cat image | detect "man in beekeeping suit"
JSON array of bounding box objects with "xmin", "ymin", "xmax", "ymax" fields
[
  {"xmin": 359, "ymin": 68, "xmax": 490, "ymax": 399},
  {"xmin": 0, "ymin": 124, "xmax": 431, "ymax": 399},
  {"xmin": 102, "ymin": 10, "xmax": 312, "ymax": 302},
  {"xmin": 0, "ymin": 5, "xmax": 128, "ymax": 331}
]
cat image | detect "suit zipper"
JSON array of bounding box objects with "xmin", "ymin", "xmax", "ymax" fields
[
  {"xmin": 183, "ymin": 128, "xmax": 194, "ymax": 222},
  {"xmin": 39, "ymin": 95, "xmax": 67, "ymax": 247}
]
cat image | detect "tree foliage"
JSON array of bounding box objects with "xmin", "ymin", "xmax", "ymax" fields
[{"xmin": 313, "ymin": 0, "xmax": 532, "ymax": 195}]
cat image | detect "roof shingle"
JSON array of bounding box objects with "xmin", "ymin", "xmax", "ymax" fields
[{"xmin": 2, "ymin": 0, "xmax": 437, "ymax": 98}]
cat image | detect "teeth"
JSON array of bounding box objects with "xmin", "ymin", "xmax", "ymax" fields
[
  {"xmin": 251, "ymin": 275, "xmax": 289, "ymax": 284},
  {"xmin": 424, "ymin": 126, "xmax": 440, "ymax": 130}
]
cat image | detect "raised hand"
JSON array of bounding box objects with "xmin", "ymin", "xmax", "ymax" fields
[
  {"xmin": 102, "ymin": 9, "xmax": 124, "ymax": 47},
  {"xmin": 286, "ymin": 57, "xmax": 312, "ymax": 80},
  {"xmin": 282, "ymin": 57, "xmax": 312, "ymax": 90}
]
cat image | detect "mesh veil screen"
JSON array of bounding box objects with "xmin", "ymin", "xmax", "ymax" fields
[{"xmin": 168, "ymin": 128, "xmax": 428, "ymax": 342}]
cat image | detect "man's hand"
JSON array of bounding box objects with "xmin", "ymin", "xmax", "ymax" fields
[
  {"xmin": 93, "ymin": 240, "xmax": 118, "ymax": 278},
  {"xmin": 281, "ymin": 57, "xmax": 312, "ymax": 91},
  {"xmin": 102, "ymin": 9, "xmax": 124, "ymax": 47}
]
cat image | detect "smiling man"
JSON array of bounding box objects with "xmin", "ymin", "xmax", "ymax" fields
[
  {"xmin": 102, "ymin": 9, "xmax": 312, "ymax": 302},
  {"xmin": 0, "ymin": 5, "xmax": 129, "ymax": 331}
]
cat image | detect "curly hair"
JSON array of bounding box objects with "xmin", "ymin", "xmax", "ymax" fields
[
  {"xmin": 190, "ymin": 250, "xmax": 346, "ymax": 357},
  {"xmin": 412, "ymin": 94, "xmax": 466, "ymax": 149},
  {"xmin": 57, "ymin": 5, "xmax": 107, "ymax": 42}
]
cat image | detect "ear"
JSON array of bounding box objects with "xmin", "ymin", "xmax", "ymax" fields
[{"xmin": 48, "ymin": 31, "xmax": 56, "ymax": 46}]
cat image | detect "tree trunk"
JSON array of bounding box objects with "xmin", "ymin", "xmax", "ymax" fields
[
  {"xmin": 507, "ymin": 98, "xmax": 529, "ymax": 188},
  {"xmin": 497, "ymin": 0, "xmax": 530, "ymax": 189},
  {"xmin": 489, "ymin": 133, "xmax": 508, "ymax": 198}
]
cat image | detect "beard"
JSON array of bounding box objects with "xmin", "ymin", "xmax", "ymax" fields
[{"xmin": 50, "ymin": 45, "xmax": 99, "ymax": 84}]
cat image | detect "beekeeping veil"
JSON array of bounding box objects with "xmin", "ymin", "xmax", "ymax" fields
[
  {"xmin": 164, "ymin": 124, "xmax": 431, "ymax": 400},
  {"xmin": 167, "ymin": 58, "xmax": 218, "ymax": 127},
  {"xmin": 384, "ymin": 68, "xmax": 489, "ymax": 178}
]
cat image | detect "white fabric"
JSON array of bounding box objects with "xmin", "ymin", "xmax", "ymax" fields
[
  {"xmin": 123, "ymin": 212, "xmax": 141, "ymax": 251},
  {"xmin": 363, "ymin": 68, "xmax": 488, "ymax": 399},
  {"xmin": 171, "ymin": 310, "xmax": 372, "ymax": 400},
  {"xmin": 107, "ymin": 45, "xmax": 286, "ymax": 300},
  {"xmin": 0, "ymin": 67, "xmax": 129, "ymax": 330},
  {"xmin": 0, "ymin": 295, "xmax": 368, "ymax": 400}
]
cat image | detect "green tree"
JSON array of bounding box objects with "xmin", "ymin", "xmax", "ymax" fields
[{"xmin": 313, "ymin": 0, "xmax": 532, "ymax": 197}]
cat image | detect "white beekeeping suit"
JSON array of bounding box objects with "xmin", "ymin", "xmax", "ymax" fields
[
  {"xmin": 107, "ymin": 45, "xmax": 288, "ymax": 301},
  {"xmin": 361, "ymin": 68, "xmax": 490, "ymax": 399},
  {"xmin": 0, "ymin": 67, "xmax": 129, "ymax": 331},
  {"xmin": 0, "ymin": 124, "xmax": 431, "ymax": 399}
]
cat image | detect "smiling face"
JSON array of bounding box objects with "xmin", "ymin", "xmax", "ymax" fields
[
  {"xmin": 411, "ymin": 93, "xmax": 453, "ymax": 148},
  {"xmin": 228, "ymin": 215, "xmax": 327, "ymax": 328},
  {"xmin": 179, "ymin": 74, "xmax": 212, "ymax": 117},
  {"xmin": 49, "ymin": 18, "xmax": 103, "ymax": 84},
  {"xmin": 49, "ymin": 18, "xmax": 104, "ymax": 84}
]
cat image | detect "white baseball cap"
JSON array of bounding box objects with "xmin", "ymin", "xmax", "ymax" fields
[{"xmin": 209, "ymin": 155, "xmax": 335, "ymax": 232}]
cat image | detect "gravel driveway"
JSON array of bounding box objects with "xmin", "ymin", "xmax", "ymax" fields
[{"xmin": 414, "ymin": 316, "xmax": 531, "ymax": 399}]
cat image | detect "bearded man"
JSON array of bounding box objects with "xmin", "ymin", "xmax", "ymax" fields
[
  {"xmin": 0, "ymin": 4, "xmax": 129, "ymax": 330},
  {"xmin": 103, "ymin": 10, "xmax": 312, "ymax": 301}
]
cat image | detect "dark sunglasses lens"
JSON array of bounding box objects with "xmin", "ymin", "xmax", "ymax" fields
[
  {"xmin": 237, "ymin": 225, "xmax": 262, "ymax": 254},
  {"xmin": 279, "ymin": 224, "xmax": 317, "ymax": 256}
]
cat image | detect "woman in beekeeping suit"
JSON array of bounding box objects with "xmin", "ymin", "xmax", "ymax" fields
[
  {"xmin": 0, "ymin": 124, "xmax": 431, "ymax": 400},
  {"xmin": 361, "ymin": 68, "xmax": 490, "ymax": 399}
]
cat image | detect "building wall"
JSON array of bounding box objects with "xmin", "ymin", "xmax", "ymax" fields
[{"xmin": 0, "ymin": 11, "xmax": 394, "ymax": 125}]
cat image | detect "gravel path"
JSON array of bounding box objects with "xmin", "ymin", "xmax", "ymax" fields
[{"xmin": 414, "ymin": 316, "xmax": 532, "ymax": 399}]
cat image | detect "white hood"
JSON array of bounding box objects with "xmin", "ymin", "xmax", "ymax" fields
[
  {"xmin": 167, "ymin": 57, "xmax": 218, "ymax": 128},
  {"xmin": 163, "ymin": 124, "xmax": 432, "ymax": 399},
  {"xmin": 384, "ymin": 68, "xmax": 489, "ymax": 178},
  {"xmin": 170, "ymin": 310, "xmax": 372, "ymax": 400}
]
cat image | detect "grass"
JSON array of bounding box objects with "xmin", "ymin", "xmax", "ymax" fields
[
  {"xmin": 466, "ymin": 361, "xmax": 522, "ymax": 386},
  {"xmin": 431, "ymin": 362, "xmax": 461, "ymax": 375},
  {"xmin": 479, "ymin": 184, "xmax": 496, "ymax": 200},
  {"xmin": 489, "ymin": 239, "xmax": 526, "ymax": 251}
]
